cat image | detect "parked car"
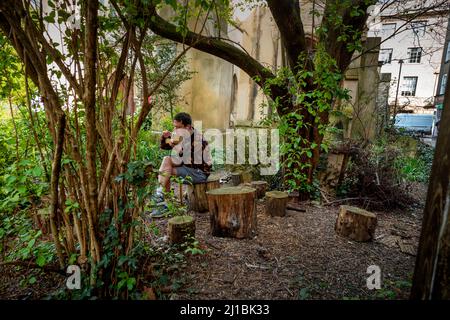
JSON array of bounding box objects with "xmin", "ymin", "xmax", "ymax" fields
[{"xmin": 393, "ymin": 113, "xmax": 434, "ymax": 135}]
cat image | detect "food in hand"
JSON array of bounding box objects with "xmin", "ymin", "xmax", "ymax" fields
[{"xmin": 165, "ymin": 135, "xmax": 183, "ymax": 145}]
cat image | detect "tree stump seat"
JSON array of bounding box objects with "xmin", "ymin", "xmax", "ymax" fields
[
  {"xmin": 168, "ymin": 215, "xmax": 195, "ymax": 245},
  {"xmin": 265, "ymin": 191, "xmax": 289, "ymax": 217},
  {"xmin": 251, "ymin": 181, "xmax": 268, "ymax": 199},
  {"xmin": 335, "ymin": 205, "xmax": 377, "ymax": 242},
  {"xmin": 207, "ymin": 186, "xmax": 257, "ymax": 239},
  {"xmin": 186, "ymin": 173, "xmax": 221, "ymax": 212}
]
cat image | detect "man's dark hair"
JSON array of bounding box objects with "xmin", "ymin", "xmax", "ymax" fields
[{"xmin": 174, "ymin": 112, "xmax": 192, "ymax": 126}]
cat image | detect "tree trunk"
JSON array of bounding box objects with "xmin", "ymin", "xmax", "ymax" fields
[
  {"xmin": 49, "ymin": 114, "xmax": 66, "ymax": 268},
  {"xmin": 335, "ymin": 205, "xmax": 377, "ymax": 242},
  {"xmin": 265, "ymin": 191, "xmax": 289, "ymax": 217},
  {"xmin": 187, "ymin": 176, "xmax": 220, "ymax": 213},
  {"xmin": 207, "ymin": 186, "xmax": 257, "ymax": 239},
  {"xmin": 167, "ymin": 215, "xmax": 195, "ymax": 245},
  {"xmin": 84, "ymin": 0, "xmax": 101, "ymax": 265},
  {"xmin": 411, "ymin": 68, "xmax": 450, "ymax": 300}
]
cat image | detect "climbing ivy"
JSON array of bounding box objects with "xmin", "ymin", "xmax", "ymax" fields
[{"xmin": 259, "ymin": 46, "xmax": 350, "ymax": 193}]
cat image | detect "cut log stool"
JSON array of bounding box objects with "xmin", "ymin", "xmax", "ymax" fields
[
  {"xmin": 251, "ymin": 181, "xmax": 268, "ymax": 199},
  {"xmin": 168, "ymin": 215, "xmax": 196, "ymax": 245},
  {"xmin": 265, "ymin": 191, "xmax": 289, "ymax": 217},
  {"xmin": 231, "ymin": 172, "xmax": 242, "ymax": 186},
  {"xmin": 186, "ymin": 174, "xmax": 220, "ymax": 212},
  {"xmin": 207, "ymin": 186, "xmax": 257, "ymax": 239},
  {"xmin": 335, "ymin": 205, "xmax": 377, "ymax": 242}
]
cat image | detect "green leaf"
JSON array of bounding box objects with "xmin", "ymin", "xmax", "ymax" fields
[
  {"xmin": 17, "ymin": 185, "xmax": 27, "ymax": 195},
  {"xmin": 32, "ymin": 166, "xmax": 43, "ymax": 177},
  {"xmin": 127, "ymin": 277, "xmax": 136, "ymax": 291},
  {"xmin": 36, "ymin": 255, "xmax": 46, "ymax": 267},
  {"xmin": 27, "ymin": 238, "xmax": 36, "ymax": 248}
]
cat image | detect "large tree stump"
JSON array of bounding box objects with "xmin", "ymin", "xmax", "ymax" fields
[
  {"xmin": 335, "ymin": 205, "xmax": 377, "ymax": 242},
  {"xmin": 168, "ymin": 215, "xmax": 195, "ymax": 245},
  {"xmin": 207, "ymin": 186, "xmax": 257, "ymax": 239},
  {"xmin": 187, "ymin": 174, "xmax": 220, "ymax": 212},
  {"xmin": 265, "ymin": 191, "xmax": 289, "ymax": 217},
  {"xmin": 251, "ymin": 181, "xmax": 268, "ymax": 199}
]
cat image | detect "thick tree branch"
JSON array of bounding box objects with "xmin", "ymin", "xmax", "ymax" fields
[
  {"xmin": 321, "ymin": 0, "xmax": 376, "ymax": 73},
  {"xmin": 143, "ymin": 4, "xmax": 289, "ymax": 104},
  {"xmin": 267, "ymin": 0, "xmax": 308, "ymax": 69}
]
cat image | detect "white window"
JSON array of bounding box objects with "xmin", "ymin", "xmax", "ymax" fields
[
  {"xmin": 411, "ymin": 21, "xmax": 427, "ymax": 37},
  {"xmin": 379, "ymin": 48, "xmax": 393, "ymax": 64},
  {"xmin": 440, "ymin": 74, "xmax": 448, "ymax": 95},
  {"xmin": 401, "ymin": 76, "xmax": 418, "ymax": 96},
  {"xmin": 381, "ymin": 23, "xmax": 396, "ymax": 37},
  {"xmin": 408, "ymin": 47, "xmax": 422, "ymax": 63},
  {"xmin": 445, "ymin": 43, "xmax": 450, "ymax": 62}
]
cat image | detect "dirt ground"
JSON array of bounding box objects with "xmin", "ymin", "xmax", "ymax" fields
[
  {"xmin": 167, "ymin": 200, "xmax": 423, "ymax": 300},
  {"xmin": 0, "ymin": 185, "xmax": 425, "ymax": 300}
]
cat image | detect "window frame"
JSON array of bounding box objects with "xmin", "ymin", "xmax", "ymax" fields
[
  {"xmin": 381, "ymin": 23, "xmax": 397, "ymax": 38},
  {"xmin": 440, "ymin": 74, "xmax": 448, "ymax": 95},
  {"xmin": 379, "ymin": 48, "xmax": 393, "ymax": 64},
  {"xmin": 407, "ymin": 47, "xmax": 422, "ymax": 63},
  {"xmin": 411, "ymin": 20, "xmax": 427, "ymax": 37},
  {"xmin": 401, "ymin": 76, "xmax": 418, "ymax": 97},
  {"xmin": 445, "ymin": 42, "xmax": 450, "ymax": 63}
]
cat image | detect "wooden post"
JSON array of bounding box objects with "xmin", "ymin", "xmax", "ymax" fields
[
  {"xmin": 167, "ymin": 215, "xmax": 195, "ymax": 245},
  {"xmin": 207, "ymin": 186, "xmax": 257, "ymax": 239},
  {"xmin": 251, "ymin": 181, "xmax": 268, "ymax": 199},
  {"xmin": 335, "ymin": 205, "xmax": 377, "ymax": 242},
  {"xmin": 411, "ymin": 68, "xmax": 450, "ymax": 299},
  {"xmin": 265, "ymin": 191, "xmax": 289, "ymax": 217},
  {"xmin": 186, "ymin": 174, "xmax": 220, "ymax": 212}
]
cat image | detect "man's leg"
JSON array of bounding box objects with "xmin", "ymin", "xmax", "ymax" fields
[{"xmin": 158, "ymin": 156, "xmax": 175, "ymax": 192}]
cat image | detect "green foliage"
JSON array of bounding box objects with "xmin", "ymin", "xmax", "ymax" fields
[
  {"xmin": 372, "ymin": 279, "xmax": 412, "ymax": 300},
  {"xmin": 394, "ymin": 141, "xmax": 433, "ymax": 183},
  {"xmin": 337, "ymin": 133, "xmax": 432, "ymax": 209},
  {"xmin": 182, "ymin": 235, "xmax": 206, "ymax": 256},
  {"xmin": 0, "ymin": 210, "xmax": 55, "ymax": 267},
  {"xmin": 259, "ymin": 47, "xmax": 350, "ymax": 193}
]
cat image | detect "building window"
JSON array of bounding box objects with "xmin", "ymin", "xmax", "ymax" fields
[
  {"xmin": 381, "ymin": 23, "xmax": 396, "ymax": 37},
  {"xmin": 411, "ymin": 21, "xmax": 427, "ymax": 37},
  {"xmin": 401, "ymin": 76, "xmax": 418, "ymax": 96},
  {"xmin": 440, "ymin": 74, "xmax": 448, "ymax": 95},
  {"xmin": 407, "ymin": 47, "xmax": 422, "ymax": 63},
  {"xmin": 446, "ymin": 43, "xmax": 450, "ymax": 62},
  {"xmin": 379, "ymin": 48, "xmax": 393, "ymax": 64}
]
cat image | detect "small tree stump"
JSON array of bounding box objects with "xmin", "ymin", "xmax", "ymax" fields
[
  {"xmin": 251, "ymin": 181, "xmax": 268, "ymax": 199},
  {"xmin": 231, "ymin": 172, "xmax": 242, "ymax": 186},
  {"xmin": 335, "ymin": 205, "xmax": 377, "ymax": 242},
  {"xmin": 168, "ymin": 215, "xmax": 196, "ymax": 245},
  {"xmin": 207, "ymin": 186, "xmax": 257, "ymax": 239},
  {"xmin": 265, "ymin": 191, "xmax": 289, "ymax": 217},
  {"xmin": 187, "ymin": 174, "xmax": 220, "ymax": 212}
]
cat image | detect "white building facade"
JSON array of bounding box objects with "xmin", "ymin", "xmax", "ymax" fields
[{"xmin": 368, "ymin": 1, "xmax": 448, "ymax": 113}]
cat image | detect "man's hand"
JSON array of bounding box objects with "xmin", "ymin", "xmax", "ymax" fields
[{"xmin": 165, "ymin": 138, "xmax": 175, "ymax": 147}]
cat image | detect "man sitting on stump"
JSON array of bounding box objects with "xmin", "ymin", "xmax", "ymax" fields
[{"xmin": 151, "ymin": 112, "xmax": 212, "ymax": 217}]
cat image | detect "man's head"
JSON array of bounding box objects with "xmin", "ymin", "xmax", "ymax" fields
[{"xmin": 173, "ymin": 112, "xmax": 192, "ymax": 129}]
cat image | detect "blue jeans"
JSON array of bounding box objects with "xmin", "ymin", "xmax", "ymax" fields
[{"xmin": 174, "ymin": 165, "xmax": 208, "ymax": 184}]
